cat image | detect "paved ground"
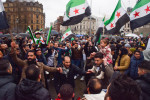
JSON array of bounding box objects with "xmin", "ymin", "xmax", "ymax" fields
[{"xmin": 48, "ymin": 76, "xmax": 86, "ymax": 100}]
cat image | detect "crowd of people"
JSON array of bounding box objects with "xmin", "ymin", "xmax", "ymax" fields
[{"xmin": 0, "ymin": 31, "xmax": 150, "ymax": 100}]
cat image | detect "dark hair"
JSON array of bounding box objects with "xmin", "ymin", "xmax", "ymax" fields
[
  {"xmin": 59, "ymin": 84, "xmax": 74, "ymax": 100},
  {"xmin": 102, "ymin": 38, "xmax": 109, "ymax": 45},
  {"xmin": 22, "ymin": 44, "xmax": 29, "ymax": 48},
  {"xmin": 0, "ymin": 59, "xmax": 10, "ymax": 73},
  {"xmin": 25, "ymin": 64, "xmax": 40, "ymax": 81},
  {"xmin": 134, "ymin": 50, "xmax": 141, "ymax": 54},
  {"xmin": 94, "ymin": 52, "xmax": 103, "ymax": 59},
  {"xmin": 110, "ymin": 44, "xmax": 116, "ymax": 51},
  {"xmin": 138, "ymin": 46, "xmax": 145, "ymax": 50},
  {"xmin": 108, "ymin": 75, "xmax": 141, "ymax": 100},
  {"xmin": 118, "ymin": 48, "xmax": 129, "ymax": 66},
  {"xmin": 138, "ymin": 60, "xmax": 150, "ymax": 70},
  {"xmin": 87, "ymin": 77, "xmax": 103, "ymax": 94},
  {"xmin": 27, "ymin": 50, "xmax": 36, "ymax": 56}
]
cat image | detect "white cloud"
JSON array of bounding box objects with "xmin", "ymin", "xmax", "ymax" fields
[{"xmin": 2, "ymin": 0, "xmax": 137, "ymax": 27}]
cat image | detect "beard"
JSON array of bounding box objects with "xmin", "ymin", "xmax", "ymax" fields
[{"xmin": 27, "ymin": 58, "xmax": 36, "ymax": 65}]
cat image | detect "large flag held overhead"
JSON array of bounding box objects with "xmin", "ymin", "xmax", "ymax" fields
[
  {"xmin": 104, "ymin": 0, "xmax": 130, "ymax": 34},
  {"xmin": 95, "ymin": 17, "xmax": 105, "ymax": 44},
  {"xmin": 61, "ymin": 28, "xmax": 73, "ymax": 41},
  {"xmin": 0, "ymin": 0, "xmax": 9, "ymax": 30},
  {"xmin": 130, "ymin": 0, "xmax": 150, "ymax": 31},
  {"xmin": 62, "ymin": 0, "xmax": 91, "ymax": 26}
]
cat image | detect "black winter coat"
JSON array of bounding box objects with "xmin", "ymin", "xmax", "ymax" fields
[
  {"xmin": 0, "ymin": 75, "xmax": 16, "ymax": 100},
  {"xmin": 136, "ymin": 73, "xmax": 150, "ymax": 100},
  {"xmin": 54, "ymin": 64, "xmax": 86, "ymax": 92},
  {"xmin": 16, "ymin": 79, "xmax": 51, "ymax": 100}
]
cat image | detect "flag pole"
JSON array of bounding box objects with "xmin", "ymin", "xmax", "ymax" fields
[
  {"xmin": 103, "ymin": 15, "xmax": 106, "ymax": 36},
  {"xmin": 89, "ymin": 0, "xmax": 92, "ymax": 36}
]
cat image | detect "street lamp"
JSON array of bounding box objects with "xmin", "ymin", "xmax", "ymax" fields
[{"xmin": 16, "ymin": 17, "xmax": 19, "ymax": 34}]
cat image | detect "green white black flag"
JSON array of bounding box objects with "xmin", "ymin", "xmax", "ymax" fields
[
  {"xmin": 104, "ymin": 0, "xmax": 130, "ymax": 34},
  {"xmin": 61, "ymin": 28, "xmax": 73, "ymax": 41},
  {"xmin": 62, "ymin": 0, "xmax": 91, "ymax": 26},
  {"xmin": 130, "ymin": 0, "xmax": 150, "ymax": 30}
]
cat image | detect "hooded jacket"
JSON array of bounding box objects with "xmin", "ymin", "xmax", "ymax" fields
[
  {"xmin": 82, "ymin": 91, "xmax": 105, "ymax": 100},
  {"xmin": 0, "ymin": 75, "xmax": 16, "ymax": 100},
  {"xmin": 136, "ymin": 73, "xmax": 150, "ymax": 100},
  {"xmin": 16, "ymin": 79, "xmax": 51, "ymax": 100},
  {"xmin": 128, "ymin": 54, "xmax": 144, "ymax": 79}
]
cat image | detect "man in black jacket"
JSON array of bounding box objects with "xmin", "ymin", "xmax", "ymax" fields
[
  {"xmin": 16, "ymin": 64, "xmax": 51, "ymax": 100},
  {"xmin": 136, "ymin": 60, "xmax": 150, "ymax": 100},
  {"xmin": 54, "ymin": 56, "xmax": 91, "ymax": 93},
  {"xmin": 0, "ymin": 59, "xmax": 16, "ymax": 100}
]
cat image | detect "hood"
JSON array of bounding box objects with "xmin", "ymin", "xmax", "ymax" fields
[
  {"xmin": 16, "ymin": 79, "xmax": 43, "ymax": 99},
  {"xmin": 143, "ymin": 50, "xmax": 150, "ymax": 61},
  {"xmin": 84, "ymin": 91, "xmax": 105, "ymax": 100},
  {"xmin": 0, "ymin": 75, "xmax": 14, "ymax": 88}
]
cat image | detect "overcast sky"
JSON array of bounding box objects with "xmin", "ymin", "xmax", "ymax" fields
[{"xmin": 2, "ymin": 0, "xmax": 137, "ymax": 27}]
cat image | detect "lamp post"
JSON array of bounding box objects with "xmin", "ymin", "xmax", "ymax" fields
[
  {"xmin": 89, "ymin": 0, "xmax": 92, "ymax": 36},
  {"xmin": 16, "ymin": 17, "xmax": 19, "ymax": 34}
]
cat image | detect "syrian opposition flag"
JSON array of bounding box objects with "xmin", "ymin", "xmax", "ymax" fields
[
  {"xmin": 27, "ymin": 26, "xmax": 35, "ymax": 44},
  {"xmin": 62, "ymin": 0, "xmax": 91, "ymax": 26},
  {"xmin": 0, "ymin": 0, "xmax": 9, "ymax": 30},
  {"xmin": 130, "ymin": 0, "xmax": 150, "ymax": 31},
  {"xmin": 104, "ymin": 0, "xmax": 130, "ymax": 34},
  {"xmin": 95, "ymin": 17, "xmax": 105, "ymax": 44},
  {"xmin": 46, "ymin": 26, "xmax": 52, "ymax": 44},
  {"xmin": 61, "ymin": 28, "xmax": 73, "ymax": 41}
]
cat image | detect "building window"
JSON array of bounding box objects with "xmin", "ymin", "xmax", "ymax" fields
[
  {"xmin": 31, "ymin": 20, "xmax": 33, "ymax": 24},
  {"xmin": 36, "ymin": 15, "xmax": 39, "ymax": 19},
  {"xmin": 36, "ymin": 25, "xmax": 39, "ymax": 30},
  {"xmin": 37, "ymin": 20, "xmax": 38, "ymax": 24}
]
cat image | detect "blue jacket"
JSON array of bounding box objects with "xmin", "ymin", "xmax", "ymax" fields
[
  {"xmin": 54, "ymin": 47, "xmax": 70, "ymax": 66},
  {"xmin": 128, "ymin": 54, "xmax": 144, "ymax": 79}
]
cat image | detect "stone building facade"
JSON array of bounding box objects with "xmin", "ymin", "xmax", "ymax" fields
[
  {"xmin": 60, "ymin": 16, "xmax": 97, "ymax": 35},
  {"xmin": 2, "ymin": 0, "xmax": 45, "ymax": 33}
]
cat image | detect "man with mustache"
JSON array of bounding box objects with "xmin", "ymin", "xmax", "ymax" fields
[{"xmin": 10, "ymin": 42, "xmax": 62, "ymax": 87}]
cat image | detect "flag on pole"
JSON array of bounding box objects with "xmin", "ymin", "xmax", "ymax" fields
[
  {"xmin": 27, "ymin": 26, "xmax": 35, "ymax": 43},
  {"xmin": 61, "ymin": 28, "xmax": 73, "ymax": 41},
  {"xmin": 130, "ymin": 0, "xmax": 150, "ymax": 31},
  {"xmin": 104, "ymin": 0, "xmax": 130, "ymax": 34},
  {"xmin": 62, "ymin": 0, "xmax": 91, "ymax": 26},
  {"xmin": 46, "ymin": 26, "xmax": 52, "ymax": 44},
  {"xmin": 95, "ymin": 17, "xmax": 105, "ymax": 44},
  {"xmin": 0, "ymin": 0, "xmax": 9, "ymax": 30}
]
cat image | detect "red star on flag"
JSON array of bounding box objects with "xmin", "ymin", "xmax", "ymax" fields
[
  {"xmin": 110, "ymin": 23, "xmax": 114, "ymax": 28},
  {"xmin": 62, "ymin": 36, "xmax": 64, "ymax": 39},
  {"xmin": 74, "ymin": 9, "xmax": 79, "ymax": 14},
  {"xmin": 116, "ymin": 12, "xmax": 121, "ymax": 18},
  {"xmin": 66, "ymin": 33, "xmax": 68, "ymax": 36},
  {"xmin": 145, "ymin": 6, "xmax": 150, "ymax": 13},
  {"xmin": 83, "ymin": 7, "xmax": 85, "ymax": 9},
  {"xmin": 134, "ymin": 11, "xmax": 140, "ymax": 18}
]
